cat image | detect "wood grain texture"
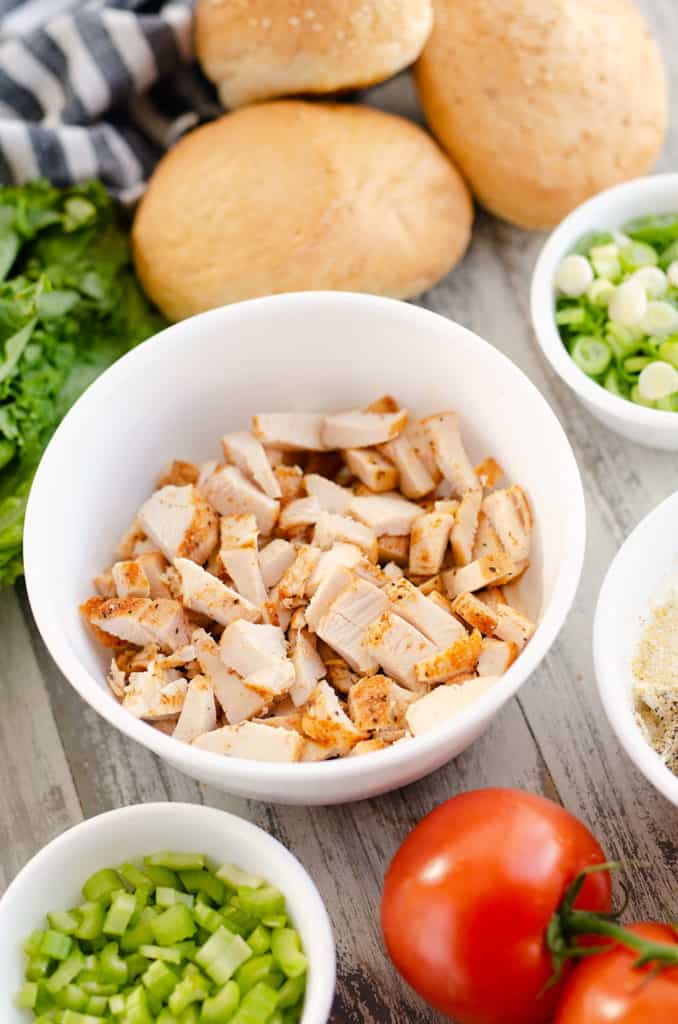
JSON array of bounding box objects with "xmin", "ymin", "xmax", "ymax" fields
[{"xmin": 2, "ymin": 3, "xmax": 678, "ymax": 1023}]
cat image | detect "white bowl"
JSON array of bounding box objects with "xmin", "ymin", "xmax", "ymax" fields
[
  {"xmin": 24, "ymin": 291, "xmax": 586, "ymax": 804},
  {"xmin": 594, "ymin": 490, "xmax": 678, "ymax": 807},
  {"xmin": 531, "ymin": 173, "xmax": 678, "ymax": 450},
  {"xmin": 0, "ymin": 802, "xmax": 335, "ymax": 1023}
]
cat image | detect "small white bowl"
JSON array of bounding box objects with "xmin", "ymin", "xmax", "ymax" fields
[
  {"xmin": 531, "ymin": 173, "xmax": 678, "ymax": 450},
  {"xmin": 594, "ymin": 490, "xmax": 678, "ymax": 807},
  {"xmin": 0, "ymin": 803, "xmax": 335, "ymax": 1023},
  {"xmin": 24, "ymin": 291, "xmax": 585, "ymax": 804}
]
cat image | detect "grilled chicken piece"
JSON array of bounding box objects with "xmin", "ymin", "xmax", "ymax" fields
[
  {"xmin": 442, "ymin": 552, "xmax": 515, "ymax": 597},
  {"xmin": 138, "ymin": 484, "xmax": 218, "ymax": 565},
  {"xmin": 383, "ymin": 561, "xmax": 404, "ymax": 581},
  {"xmin": 112, "ymin": 560, "xmax": 151, "ymax": 599},
  {"xmin": 95, "ymin": 570, "xmax": 116, "ymax": 598},
  {"xmin": 450, "ymin": 488, "xmax": 482, "ymax": 566},
  {"xmin": 324, "ymin": 657, "xmax": 357, "ymax": 695},
  {"xmin": 494, "ymin": 604, "xmax": 536, "ymax": 649},
  {"xmin": 135, "ymin": 552, "xmax": 172, "ymax": 599},
  {"xmin": 107, "ymin": 658, "xmax": 127, "ymax": 698},
  {"xmin": 347, "ymin": 674, "xmax": 415, "ymax": 735},
  {"xmin": 348, "ymin": 493, "xmax": 421, "ymax": 537},
  {"xmin": 193, "ymin": 721, "xmax": 303, "ymax": 761},
  {"xmin": 477, "ymin": 637, "xmax": 517, "ymax": 676},
  {"xmin": 348, "ymin": 738, "xmax": 390, "ymax": 756},
  {"xmin": 305, "ymin": 564, "xmax": 355, "ymax": 632},
  {"xmin": 278, "ymin": 545, "xmax": 321, "ymax": 608},
  {"xmin": 366, "ymin": 395, "xmax": 400, "ymax": 414},
  {"xmin": 304, "ymin": 473, "xmax": 352, "ymax": 513},
  {"xmin": 158, "ymin": 644, "xmax": 196, "ymax": 669},
  {"xmin": 175, "ymin": 557, "xmax": 261, "ymax": 626},
  {"xmin": 116, "ymin": 520, "xmax": 154, "ymax": 560},
  {"xmin": 423, "ymin": 413, "xmax": 478, "ymax": 496},
  {"xmin": 321, "ymin": 409, "xmax": 407, "ymax": 449},
  {"xmin": 252, "ymin": 413, "xmax": 326, "ymax": 451},
  {"xmin": 192, "ymin": 629, "xmax": 265, "ymax": 723},
  {"xmin": 409, "ymin": 511, "xmax": 455, "ymax": 576},
  {"xmin": 472, "ymin": 511, "xmax": 505, "ymax": 561},
  {"xmin": 173, "ymin": 675, "xmax": 217, "ymax": 743},
  {"xmin": 363, "ymin": 611, "xmax": 436, "ymax": 690},
  {"xmin": 379, "ymin": 433, "xmax": 435, "ymax": 499},
  {"xmin": 290, "ymin": 629, "xmax": 327, "ymax": 707},
  {"xmin": 83, "ymin": 596, "xmax": 192, "ymax": 651},
  {"xmin": 222, "ymin": 431, "xmax": 281, "ymax": 499},
  {"xmin": 202, "ymin": 465, "xmax": 279, "ymax": 535},
  {"xmin": 275, "ymin": 464, "xmax": 304, "ymax": 503},
  {"xmin": 156, "ymin": 460, "xmax": 200, "ymax": 489},
  {"xmin": 219, "ymin": 513, "xmax": 258, "ymax": 552},
  {"xmin": 482, "ymin": 486, "xmax": 532, "ymax": 564},
  {"xmin": 122, "ymin": 662, "xmax": 187, "ymax": 719},
  {"xmin": 343, "ymin": 448, "xmax": 398, "ymax": 492},
  {"xmin": 414, "ymin": 629, "xmax": 483, "ymax": 685},
  {"xmin": 278, "ymin": 496, "xmax": 322, "ymax": 533},
  {"xmin": 256, "ymin": 540, "xmax": 293, "ymax": 591},
  {"xmin": 451, "ymin": 592, "xmax": 498, "ymax": 634},
  {"xmin": 313, "ymin": 511, "xmax": 377, "ymax": 562},
  {"xmin": 385, "ymin": 578, "xmax": 466, "ymax": 648},
  {"xmin": 307, "ymin": 543, "xmax": 363, "ymax": 596},
  {"xmin": 219, "ymin": 620, "xmax": 294, "ymax": 700},
  {"xmin": 425, "ymin": 589, "xmax": 451, "ymax": 611},
  {"xmin": 220, "ymin": 547, "xmax": 268, "ymax": 606},
  {"xmin": 475, "ymin": 457, "xmax": 504, "ymax": 489},
  {"xmin": 316, "ymin": 573, "xmax": 389, "ymax": 674},
  {"xmin": 406, "ymin": 676, "xmax": 499, "ymax": 736},
  {"xmin": 378, "ymin": 534, "xmax": 409, "ymax": 567},
  {"xmin": 263, "ymin": 583, "xmax": 292, "ymax": 631},
  {"xmin": 302, "ymin": 679, "xmax": 365, "ymax": 753}
]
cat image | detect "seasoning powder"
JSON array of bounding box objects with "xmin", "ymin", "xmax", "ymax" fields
[{"xmin": 633, "ymin": 594, "xmax": 678, "ymax": 774}]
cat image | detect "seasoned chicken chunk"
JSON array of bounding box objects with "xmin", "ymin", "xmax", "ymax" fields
[
  {"xmin": 95, "ymin": 570, "xmax": 116, "ymax": 598},
  {"xmin": 302, "ymin": 680, "xmax": 365, "ymax": 753},
  {"xmin": 383, "ymin": 561, "xmax": 404, "ymax": 581},
  {"xmin": 275, "ymin": 464, "xmax": 304, "ymax": 503},
  {"xmin": 82, "ymin": 596, "xmax": 192, "ymax": 652},
  {"xmin": 482, "ymin": 486, "xmax": 532, "ymax": 564},
  {"xmin": 307, "ymin": 543, "xmax": 363, "ymax": 596},
  {"xmin": 378, "ymin": 534, "xmax": 409, "ymax": 567},
  {"xmin": 451, "ymin": 592, "xmax": 498, "ymax": 634},
  {"xmin": 116, "ymin": 520, "xmax": 154, "ymax": 561},
  {"xmin": 409, "ymin": 511, "xmax": 455, "ymax": 576},
  {"xmin": 385, "ymin": 578, "xmax": 466, "ymax": 648},
  {"xmin": 220, "ymin": 547, "xmax": 268, "ymax": 606},
  {"xmin": 219, "ymin": 620, "xmax": 294, "ymax": 700},
  {"xmin": 175, "ymin": 557, "xmax": 261, "ymax": 626},
  {"xmin": 348, "ymin": 738, "xmax": 391, "ymax": 756},
  {"xmin": 363, "ymin": 611, "xmax": 437, "ymax": 690},
  {"xmin": 475, "ymin": 457, "xmax": 504, "ymax": 489},
  {"xmin": 222, "ymin": 431, "xmax": 281, "ymax": 499},
  {"xmin": 278, "ymin": 544, "xmax": 321, "ymax": 608},
  {"xmin": 423, "ymin": 412, "xmax": 478, "ymax": 496},
  {"xmin": 348, "ymin": 493, "xmax": 421, "ymax": 537},
  {"xmin": 406, "ymin": 676, "xmax": 499, "ymax": 736},
  {"xmin": 156, "ymin": 460, "xmax": 200, "ymax": 489},
  {"xmin": 343, "ymin": 448, "xmax": 398, "ymax": 492},
  {"xmin": 494, "ymin": 604, "xmax": 536, "ymax": 649},
  {"xmin": 107, "ymin": 657, "xmax": 127, "ymax": 698},
  {"xmin": 252, "ymin": 413, "xmax": 326, "ymax": 451},
  {"xmin": 218, "ymin": 513, "xmax": 258, "ymax": 552},
  {"xmin": 414, "ymin": 629, "xmax": 483, "ymax": 685},
  {"xmin": 304, "ymin": 473, "xmax": 352, "ymax": 513},
  {"xmin": 112, "ymin": 560, "xmax": 151, "ymax": 599},
  {"xmin": 477, "ymin": 637, "xmax": 517, "ymax": 676},
  {"xmin": 278, "ymin": 496, "xmax": 322, "ymax": 533},
  {"xmin": 136, "ymin": 552, "xmax": 172, "ymax": 599},
  {"xmin": 380, "ymin": 433, "xmax": 435, "ymax": 498},
  {"xmin": 442, "ymin": 552, "xmax": 515, "ymax": 597},
  {"xmin": 259, "ymin": 539, "xmax": 296, "ymax": 589},
  {"xmin": 313, "ymin": 511, "xmax": 377, "ymax": 562},
  {"xmin": 193, "ymin": 629, "xmax": 265, "ymax": 723},
  {"xmin": 305, "ymin": 564, "xmax": 355, "ymax": 632},
  {"xmin": 347, "ymin": 674, "xmax": 415, "ymax": 735},
  {"xmin": 472, "ymin": 511, "xmax": 505, "ymax": 561},
  {"xmin": 122, "ymin": 662, "xmax": 187, "ymax": 720},
  {"xmin": 137, "ymin": 485, "xmax": 218, "ymax": 566},
  {"xmin": 290, "ymin": 629, "xmax": 327, "ymax": 707},
  {"xmin": 450, "ymin": 488, "xmax": 482, "ymax": 566},
  {"xmin": 173, "ymin": 675, "xmax": 217, "ymax": 743},
  {"xmin": 321, "ymin": 408, "xmax": 407, "ymax": 449},
  {"xmin": 316, "ymin": 573, "xmax": 389, "ymax": 673},
  {"xmin": 202, "ymin": 465, "xmax": 279, "ymax": 535},
  {"xmin": 193, "ymin": 721, "xmax": 303, "ymax": 761}
]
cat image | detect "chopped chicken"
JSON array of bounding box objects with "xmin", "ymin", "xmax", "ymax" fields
[
  {"xmin": 475, "ymin": 457, "xmax": 504, "ymax": 489},
  {"xmin": 173, "ymin": 675, "xmax": 217, "ymax": 743},
  {"xmin": 380, "ymin": 433, "xmax": 435, "ymax": 499},
  {"xmin": 263, "ymin": 583, "xmax": 292, "ymax": 631},
  {"xmin": 494, "ymin": 604, "xmax": 536, "ymax": 650},
  {"xmin": 95, "ymin": 570, "xmax": 116, "ymax": 598},
  {"xmin": 290, "ymin": 629, "xmax": 327, "ymax": 707},
  {"xmin": 222, "ymin": 431, "xmax": 281, "ymax": 499},
  {"xmin": 324, "ymin": 657, "xmax": 357, "ymax": 694},
  {"xmin": 219, "ymin": 513, "xmax": 258, "ymax": 552},
  {"xmin": 219, "ymin": 620, "xmax": 294, "ymax": 700},
  {"xmin": 428, "ymin": 590, "xmax": 453, "ymax": 613},
  {"xmin": 202, "ymin": 465, "xmax": 279, "ymax": 535},
  {"xmin": 278, "ymin": 496, "xmax": 322, "ymax": 533},
  {"xmin": 409, "ymin": 511, "xmax": 455, "ymax": 576},
  {"xmin": 157, "ymin": 460, "xmax": 200, "ymax": 489},
  {"xmin": 483, "ymin": 486, "xmax": 532, "ymax": 564},
  {"xmin": 348, "ymin": 493, "xmax": 421, "ymax": 537},
  {"xmin": 135, "ymin": 552, "xmax": 172, "ymax": 599},
  {"xmin": 414, "ymin": 629, "xmax": 483, "ymax": 684},
  {"xmin": 299, "ymin": 737, "xmax": 345, "ymax": 762},
  {"xmin": 385, "ymin": 578, "xmax": 466, "ymax": 648},
  {"xmin": 378, "ymin": 534, "xmax": 409, "ymax": 567},
  {"xmin": 450, "ymin": 488, "xmax": 482, "ymax": 566},
  {"xmin": 472, "ymin": 511, "xmax": 505, "ymax": 561},
  {"xmin": 477, "ymin": 637, "xmax": 517, "ymax": 676},
  {"xmin": 443, "ymin": 552, "xmax": 515, "ymax": 597},
  {"xmin": 138, "ymin": 484, "xmax": 218, "ymax": 565},
  {"xmin": 321, "ymin": 408, "xmax": 407, "ymax": 449},
  {"xmin": 479, "ymin": 586, "xmax": 508, "ymax": 611},
  {"xmin": 82, "ymin": 597, "xmax": 192, "ymax": 651},
  {"xmin": 313, "ymin": 511, "xmax": 377, "ymax": 562},
  {"xmin": 435, "ymin": 499, "xmax": 460, "ymax": 516},
  {"xmin": 107, "ymin": 657, "xmax": 127, "ymax": 699},
  {"xmin": 383, "ymin": 562, "xmax": 404, "ymax": 581},
  {"xmin": 220, "ymin": 547, "xmax": 268, "ymax": 607},
  {"xmin": 353, "ymin": 559, "xmax": 390, "ymax": 588},
  {"xmin": 316, "ymin": 573, "xmax": 388, "ymax": 673},
  {"xmin": 302, "ymin": 680, "xmax": 365, "ymax": 753},
  {"xmin": 275, "ymin": 464, "xmax": 304, "ymax": 503},
  {"xmin": 363, "ymin": 611, "xmax": 436, "ymax": 690},
  {"xmin": 278, "ymin": 545, "xmax": 321, "ymax": 608},
  {"xmin": 451, "ymin": 592, "xmax": 498, "ymax": 634},
  {"xmin": 193, "ymin": 721, "xmax": 303, "ymax": 761},
  {"xmin": 116, "ymin": 520, "xmax": 154, "ymax": 560},
  {"xmin": 193, "ymin": 629, "xmax": 265, "ymax": 723},
  {"xmin": 347, "ymin": 674, "xmax": 415, "ymax": 735},
  {"xmin": 198, "ymin": 460, "xmax": 218, "ymax": 489},
  {"xmin": 122, "ymin": 662, "xmax": 187, "ymax": 720},
  {"xmin": 405, "ymin": 420, "xmax": 440, "ymax": 482},
  {"xmin": 158, "ymin": 644, "xmax": 196, "ymax": 669},
  {"xmin": 112, "ymin": 560, "xmax": 151, "ymax": 599},
  {"xmin": 307, "ymin": 543, "xmax": 363, "ymax": 595},
  {"xmin": 406, "ymin": 677, "xmax": 499, "ymax": 736},
  {"xmin": 253, "ymin": 413, "xmax": 326, "ymax": 451},
  {"xmin": 259, "ymin": 539, "xmax": 296, "ymax": 589},
  {"xmin": 343, "ymin": 448, "xmax": 398, "ymax": 492},
  {"xmin": 175, "ymin": 557, "xmax": 261, "ymax": 626},
  {"xmin": 304, "ymin": 473, "xmax": 352, "ymax": 514},
  {"xmin": 366, "ymin": 394, "xmax": 400, "ymax": 414},
  {"xmin": 348, "ymin": 738, "xmax": 390, "ymax": 756},
  {"xmin": 423, "ymin": 412, "xmax": 478, "ymax": 496}
]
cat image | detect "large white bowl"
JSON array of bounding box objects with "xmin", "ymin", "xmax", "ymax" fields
[
  {"xmin": 531, "ymin": 173, "xmax": 678, "ymax": 450},
  {"xmin": 24, "ymin": 292, "xmax": 586, "ymax": 804},
  {"xmin": 594, "ymin": 490, "xmax": 678, "ymax": 807},
  {"xmin": 0, "ymin": 802, "xmax": 335, "ymax": 1023}
]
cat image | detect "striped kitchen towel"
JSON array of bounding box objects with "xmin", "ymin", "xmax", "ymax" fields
[{"xmin": 0, "ymin": 0, "xmax": 221, "ymax": 199}]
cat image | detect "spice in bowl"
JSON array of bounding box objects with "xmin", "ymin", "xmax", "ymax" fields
[{"xmin": 633, "ymin": 583, "xmax": 678, "ymax": 774}]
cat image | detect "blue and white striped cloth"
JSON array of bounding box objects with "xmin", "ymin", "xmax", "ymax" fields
[{"xmin": 0, "ymin": 0, "xmax": 221, "ymax": 199}]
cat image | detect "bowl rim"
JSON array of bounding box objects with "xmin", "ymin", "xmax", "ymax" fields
[
  {"xmin": 24, "ymin": 291, "xmax": 587, "ymax": 787},
  {"xmin": 593, "ymin": 488, "xmax": 678, "ymax": 807},
  {"xmin": 531, "ymin": 172, "xmax": 678, "ymax": 429},
  {"xmin": 0, "ymin": 802, "xmax": 336, "ymax": 1023}
]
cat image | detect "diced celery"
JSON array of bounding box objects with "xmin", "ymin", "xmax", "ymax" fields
[
  {"xmin": 261, "ymin": 916, "xmax": 287, "ymax": 931},
  {"xmin": 156, "ymin": 887, "xmax": 195, "ymax": 909},
  {"xmin": 142, "ymin": 959, "xmax": 178, "ymax": 1002},
  {"xmin": 217, "ymin": 864, "xmax": 264, "ymax": 891},
  {"xmin": 47, "ymin": 910, "xmax": 81, "ymax": 935},
  {"xmin": 53, "ymin": 983, "xmax": 88, "ymax": 1011},
  {"xmin": 74, "ymin": 902, "xmax": 105, "ymax": 942},
  {"xmin": 85, "ymin": 994, "xmax": 108, "ymax": 1015},
  {"xmin": 61, "ymin": 1011, "xmax": 109, "ymax": 1024},
  {"xmin": 103, "ymin": 891, "xmax": 137, "ymax": 936},
  {"xmin": 16, "ymin": 981, "xmax": 39, "ymax": 1008},
  {"xmin": 179, "ymin": 870, "xmax": 225, "ymax": 906},
  {"xmin": 200, "ymin": 980, "xmax": 240, "ymax": 1024},
  {"xmin": 109, "ymin": 992, "xmax": 126, "ymax": 1015},
  {"xmin": 121, "ymin": 908, "xmax": 157, "ymax": 953},
  {"xmin": 168, "ymin": 971, "xmax": 210, "ymax": 1015},
  {"xmin": 82, "ymin": 868, "xmax": 123, "ymax": 904},
  {"xmin": 193, "ymin": 901, "xmax": 224, "ymax": 935},
  {"xmin": 100, "ymin": 942, "xmax": 128, "ymax": 985},
  {"xmin": 230, "ymin": 982, "xmax": 279, "ymax": 1024},
  {"xmin": 41, "ymin": 929, "xmax": 73, "ymax": 960},
  {"xmin": 142, "ymin": 864, "xmax": 181, "ymax": 890},
  {"xmin": 237, "ymin": 887, "xmax": 285, "ymax": 921},
  {"xmin": 23, "ymin": 929, "xmax": 46, "ymax": 956},
  {"xmin": 26, "ymin": 955, "xmax": 53, "ymax": 982},
  {"xmin": 139, "ymin": 943, "xmax": 183, "ymax": 963},
  {"xmin": 275, "ymin": 974, "xmax": 305, "ymax": 1010},
  {"xmin": 246, "ymin": 926, "xmax": 271, "ymax": 956},
  {"xmin": 270, "ymin": 931, "xmax": 307, "ymax": 980},
  {"xmin": 144, "ymin": 852, "xmax": 206, "ymax": 872},
  {"xmin": 151, "ymin": 903, "xmax": 196, "ymax": 946},
  {"xmin": 46, "ymin": 949, "xmax": 85, "ymax": 993},
  {"xmin": 126, "ymin": 953, "xmax": 152, "ymax": 981},
  {"xmin": 195, "ymin": 926, "xmax": 252, "ymax": 985},
  {"xmin": 118, "ymin": 862, "xmax": 153, "ymax": 892},
  {"xmin": 125, "ymin": 985, "xmax": 154, "ymax": 1024}
]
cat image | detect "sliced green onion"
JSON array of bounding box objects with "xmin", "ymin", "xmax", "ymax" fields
[
  {"xmin": 555, "ymin": 306, "xmax": 586, "ymax": 326},
  {"xmin": 630, "ymin": 384, "xmax": 655, "ymax": 408},
  {"xmin": 571, "ymin": 336, "xmax": 611, "ymax": 377},
  {"xmin": 620, "ymin": 240, "xmax": 658, "ymax": 271}
]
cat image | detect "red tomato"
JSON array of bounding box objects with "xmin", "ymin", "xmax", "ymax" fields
[
  {"xmin": 381, "ymin": 788, "xmax": 611, "ymax": 1024},
  {"xmin": 555, "ymin": 922, "xmax": 678, "ymax": 1023}
]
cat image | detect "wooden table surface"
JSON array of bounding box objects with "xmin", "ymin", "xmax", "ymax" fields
[{"xmin": 3, "ymin": 3, "xmax": 678, "ymax": 1021}]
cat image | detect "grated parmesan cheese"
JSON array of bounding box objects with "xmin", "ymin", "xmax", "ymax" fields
[{"xmin": 632, "ymin": 595, "xmax": 678, "ymax": 774}]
